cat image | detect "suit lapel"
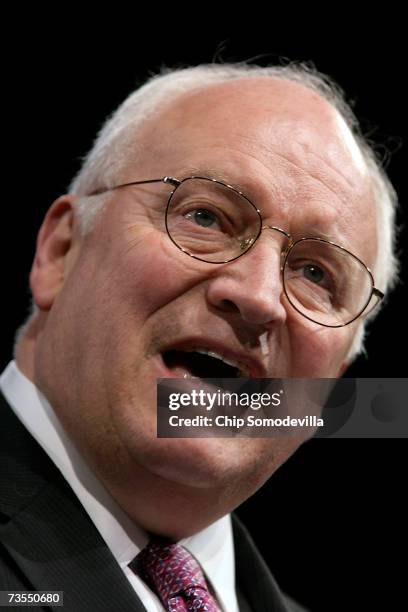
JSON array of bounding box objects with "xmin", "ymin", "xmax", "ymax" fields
[
  {"xmin": 0, "ymin": 391, "xmax": 146, "ymax": 612},
  {"xmin": 0, "ymin": 389, "xmax": 304, "ymax": 612}
]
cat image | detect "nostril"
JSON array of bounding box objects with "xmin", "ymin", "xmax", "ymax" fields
[{"xmin": 220, "ymin": 299, "xmax": 239, "ymax": 313}]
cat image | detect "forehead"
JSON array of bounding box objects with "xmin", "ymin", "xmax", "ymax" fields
[
  {"xmin": 141, "ymin": 77, "xmax": 366, "ymax": 174},
  {"xmin": 131, "ymin": 77, "xmax": 378, "ymax": 263}
]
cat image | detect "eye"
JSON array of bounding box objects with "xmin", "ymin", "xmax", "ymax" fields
[
  {"xmin": 302, "ymin": 264, "xmax": 325, "ymax": 284},
  {"xmin": 184, "ymin": 208, "xmax": 221, "ymax": 229}
]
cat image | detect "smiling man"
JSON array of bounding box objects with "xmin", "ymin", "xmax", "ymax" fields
[{"xmin": 0, "ymin": 63, "xmax": 398, "ymax": 611}]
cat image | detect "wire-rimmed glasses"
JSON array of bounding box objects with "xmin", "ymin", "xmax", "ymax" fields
[{"xmin": 90, "ymin": 175, "xmax": 384, "ymax": 328}]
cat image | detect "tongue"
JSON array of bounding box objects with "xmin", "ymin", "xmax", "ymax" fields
[{"xmin": 163, "ymin": 350, "xmax": 237, "ymax": 378}]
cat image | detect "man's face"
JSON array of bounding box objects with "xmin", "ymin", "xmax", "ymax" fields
[{"xmin": 32, "ymin": 78, "xmax": 377, "ymax": 536}]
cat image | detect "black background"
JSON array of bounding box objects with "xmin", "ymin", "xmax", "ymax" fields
[{"xmin": 2, "ymin": 19, "xmax": 406, "ymax": 611}]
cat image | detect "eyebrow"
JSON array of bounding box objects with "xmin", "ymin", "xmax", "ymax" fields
[{"xmin": 177, "ymin": 165, "xmax": 248, "ymax": 194}]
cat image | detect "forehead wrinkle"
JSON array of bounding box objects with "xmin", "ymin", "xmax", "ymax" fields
[
  {"xmin": 140, "ymin": 99, "xmax": 364, "ymax": 208},
  {"xmin": 235, "ymin": 132, "xmax": 360, "ymax": 205},
  {"xmin": 154, "ymin": 93, "xmax": 365, "ymax": 196},
  {"xmin": 176, "ymin": 131, "xmax": 360, "ymax": 215},
  {"xmin": 302, "ymin": 147, "xmax": 365, "ymax": 190},
  {"xmin": 175, "ymin": 143, "xmax": 350, "ymax": 218},
  {"xmin": 175, "ymin": 163, "xmax": 260, "ymax": 197}
]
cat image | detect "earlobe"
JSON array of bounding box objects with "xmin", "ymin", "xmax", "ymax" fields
[{"xmin": 30, "ymin": 195, "xmax": 78, "ymax": 311}]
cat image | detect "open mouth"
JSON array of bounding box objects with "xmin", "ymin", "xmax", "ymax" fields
[{"xmin": 162, "ymin": 349, "xmax": 249, "ymax": 378}]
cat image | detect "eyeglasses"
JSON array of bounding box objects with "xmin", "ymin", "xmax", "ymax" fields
[{"xmin": 90, "ymin": 175, "xmax": 384, "ymax": 328}]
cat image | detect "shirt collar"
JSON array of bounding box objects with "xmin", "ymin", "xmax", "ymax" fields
[{"xmin": 0, "ymin": 360, "xmax": 236, "ymax": 610}]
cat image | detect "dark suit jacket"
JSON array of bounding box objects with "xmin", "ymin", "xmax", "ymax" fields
[{"xmin": 0, "ymin": 390, "xmax": 307, "ymax": 611}]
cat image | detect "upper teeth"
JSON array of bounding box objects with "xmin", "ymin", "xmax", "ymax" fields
[{"xmin": 187, "ymin": 347, "xmax": 250, "ymax": 377}]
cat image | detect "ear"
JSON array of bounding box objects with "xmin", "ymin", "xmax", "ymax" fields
[{"xmin": 30, "ymin": 195, "xmax": 79, "ymax": 311}]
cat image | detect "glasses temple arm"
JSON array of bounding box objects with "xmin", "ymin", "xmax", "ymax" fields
[{"xmin": 88, "ymin": 177, "xmax": 178, "ymax": 196}]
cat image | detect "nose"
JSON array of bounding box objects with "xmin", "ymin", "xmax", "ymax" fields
[{"xmin": 205, "ymin": 232, "xmax": 287, "ymax": 327}]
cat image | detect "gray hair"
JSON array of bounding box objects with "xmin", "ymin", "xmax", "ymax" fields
[{"xmin": 30, "ymin": 62, "xmax": 402, "ymax": 362}]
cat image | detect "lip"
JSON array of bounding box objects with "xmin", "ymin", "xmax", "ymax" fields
[{"xmin": 156, "ymin": 337, "xmax": 268, "ymax": 378}]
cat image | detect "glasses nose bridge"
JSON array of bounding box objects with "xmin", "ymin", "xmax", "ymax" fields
[{"xmin": 259, "ymin": 225, "xmax": 293, "ymax": 260}]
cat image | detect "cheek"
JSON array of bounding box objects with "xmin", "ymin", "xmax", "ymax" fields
[
  {"xmin": 288, "ymin": 316, "xmax": 352, "ymax": 377},
  {"xmin": 115, "ymin": 230, "xmax": 206, "ymax": 318}
]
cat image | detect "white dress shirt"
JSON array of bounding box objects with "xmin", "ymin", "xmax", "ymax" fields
[{"xmin": 0, "ymin": 361, "xmax": 239, "ymax": 612}]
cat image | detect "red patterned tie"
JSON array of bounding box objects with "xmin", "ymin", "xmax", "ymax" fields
[{"xmin": 131, "ymin": 538, "xmax": 219, "ymax": 611}]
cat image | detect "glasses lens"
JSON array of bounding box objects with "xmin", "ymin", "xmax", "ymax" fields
[
  {"xmin": 166, "ymin": 177, "xmax": 261, "ymax": 263},
  {"xmin": 284, "ymin": 239, "xmax": 374, "ymax": 326}
]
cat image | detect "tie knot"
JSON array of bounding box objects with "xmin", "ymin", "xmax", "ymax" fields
[{"xmin": 131, "ymin": 538, "xmax": 218, "ymax": 611}]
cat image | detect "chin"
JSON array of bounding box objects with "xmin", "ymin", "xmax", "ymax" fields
[{"xmin": 137, "ymin": 436, "xmax": 274, "ymax": 491}]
